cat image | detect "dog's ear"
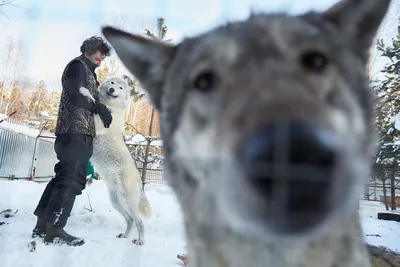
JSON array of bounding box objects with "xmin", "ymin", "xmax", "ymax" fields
[
  {"xmin": 121, "ymin": 74, "xmax": 131, "ymax": 84},
  {"xmin": 322, "ymin": 0, "xmax": 390, "ymax": 59},
  {"xmin": 102, "ymin": 26, "xmax": 177, "ymax": 110}
]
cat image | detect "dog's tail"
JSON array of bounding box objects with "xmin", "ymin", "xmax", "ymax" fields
[{"xmin": 139, "ymin": 189, "xmax": 152, "ymax": 218}]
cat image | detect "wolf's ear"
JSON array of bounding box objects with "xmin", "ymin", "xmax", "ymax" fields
[
  {"xmin": 323, "ymin": 0, "xmax": 391, "ymax": 57},
  {"xmin": 102, "ymin": 26, "xmax": 177, "ymax": 110}
]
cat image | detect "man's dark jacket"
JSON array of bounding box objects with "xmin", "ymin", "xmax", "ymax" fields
[{"xmin": 55, "ymin": 54, "xmax": 99, "ymax": 137}]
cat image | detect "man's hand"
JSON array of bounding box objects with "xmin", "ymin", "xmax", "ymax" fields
[{"xmin": 95, "ymin": 103, "xmax": 113, "ymax": 128}]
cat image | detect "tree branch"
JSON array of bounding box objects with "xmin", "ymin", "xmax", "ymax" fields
[
  {"xmin": 0, "ymin": 0, "xmax": 19, "ymax": 20},
  {"xmin": 0, "ymin": 0, "xmax": 16, "ymax": 7},
  {"xmin": 127, "ymin": 123, "xmax": 146, "ymax": 137}
]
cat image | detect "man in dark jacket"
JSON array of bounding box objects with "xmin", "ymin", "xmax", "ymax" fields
[{"xmin": 31, "ymin": 36, "xmax": 113, "ymax": 246}]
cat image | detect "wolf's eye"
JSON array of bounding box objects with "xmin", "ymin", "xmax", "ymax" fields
[
  {"xmin": 300, "ymin": 51, "xmax": 328, "ymax": 72},
  {"xmin": 111, "ymin": 81, "xmax": 114, "ymax": 84},
  {"xmin": 193, "ymin": 71, "xmax": 217, "ymax": 93},
  {"xmin": 119, "ymin": 87, "xmax": 123, "ymax": 90}
]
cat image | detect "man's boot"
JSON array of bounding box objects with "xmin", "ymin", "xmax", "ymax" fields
[
  {"xmin": 43, "ymin": 186, "xmax": 85, "ymax": 246},
  {"xmin": 31, "ymin": 216, "xmax": 47, "ymax": 238},
  {"xmin": 44, "ymin": 222, "xmax": 85, "ymax": 246}
]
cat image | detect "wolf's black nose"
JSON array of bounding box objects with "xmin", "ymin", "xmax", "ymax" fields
[
  {"xmin": 243, "ymin": 120, "xmax": 336, "ymax": 171},
  {"xmin": 109, "ymin": 87, "xmax": 115, "ymax": 93},
  {"xmin": 242, "ymin": 120, "xmax": 337, "ymax": 230}
]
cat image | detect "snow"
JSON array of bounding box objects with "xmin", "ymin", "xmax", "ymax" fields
[
  {"xmin": 38, "ymin": 111, "xmax": 51, "ymax": 118},
  {"xmin": 79, "ymin": 87, "xmax": 96, "ymax": 103},
  {"xmin": 0, "ymin": 113, "xmax": 55, "ymax": 139},
  {"xmin": 360, "ymin": 200, "xmax": 400, "ymax": 251},
  {"xmin": 390, "ymin": 112, "xmax": 400, "ymax": 131},
  {"xmin": 0, "ymin": 180, "xmax": 186, "ymax": 267},
  {"xmin": 126, "ymin": 134, "xmax": 163, "ymax": 147},
  {"xmin": 0, "ymin": 180, "xmax": 399, "ymax": 267}
]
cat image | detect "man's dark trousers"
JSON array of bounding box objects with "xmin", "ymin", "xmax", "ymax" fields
[{"xmin": 33, "ymin": 133, "xmax": 93, "ymax": 227}]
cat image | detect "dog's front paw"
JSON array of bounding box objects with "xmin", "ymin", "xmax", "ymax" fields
[
  {"xmin": 177, "ymin": 254, "xmax": 189, "ymax": 267},
  {"xmin": 116, "ymin": 233, "xmax": 127, "ymax": 238},
  {"xmin": 133, "ymin": 239, "xmax": 144, "ymax": 245}
]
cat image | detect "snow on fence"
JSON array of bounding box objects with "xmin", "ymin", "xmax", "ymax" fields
[{"xmin": 0, "ymin": 115, "xmax": 57, "ymax": 181}]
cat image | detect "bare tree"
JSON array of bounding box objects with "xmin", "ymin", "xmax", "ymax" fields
[
  {"xmin": 0, "ymin": 0, "xmax": 17, "ymax": 6},
  {"xmin": 0, "ymin": 37, "xmax": 15, "ymax": 111},
  {"xmin": 4, "ymin": 38, "xmax": 23, "ymax": 114},
  {"xmin": 0, "ymin": 0, "xmax": 18, "ymax": 20},
  {"xmin": 97, "ymin": 11, "xmax": 141, "ymax": 81},
  {"xmin": 139, "ymin": 17, "xmax": 170, "ymax": 187}
]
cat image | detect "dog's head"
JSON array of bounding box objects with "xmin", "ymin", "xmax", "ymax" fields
[
  {"xmin": 98, "ymin": 76, "xmax": 131, "ymax": 109},
  {"xmin": 102, "ymin": 0, "xmax": 390, "ymax": 241}
]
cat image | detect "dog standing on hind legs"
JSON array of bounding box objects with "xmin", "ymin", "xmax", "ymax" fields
[
  {"xmin": 102, "ymin": 0, "xmax": 393, "ymax": 266},
  {"xmin": 89, "ymin": 76, "xmax": 152, "ymax": 245}
]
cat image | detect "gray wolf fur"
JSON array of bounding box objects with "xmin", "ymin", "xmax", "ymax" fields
[
  {"xmin": 89, "ymin": 76, "xmax": 152, "ymax": 245},
  {"xmin": 101, "ymin": 0, "xmax": 391, "ymax": 266}
]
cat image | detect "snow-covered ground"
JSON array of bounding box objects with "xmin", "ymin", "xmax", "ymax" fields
[
  {"xmin": 0, "ymin": 179, "xmax": 399, "ymax": 267},
  {"xmin": 359, "ymin": 199, "xmax": 400, "ymax": 252},
  {"xmin": 0, "ymin": 180, "xmax": 186, "ymax": 267}
]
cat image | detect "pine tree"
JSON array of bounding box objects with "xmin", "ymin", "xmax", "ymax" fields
[{"xmin": 374, "ymin": 19, "xmax": 400, "ymax": 210}]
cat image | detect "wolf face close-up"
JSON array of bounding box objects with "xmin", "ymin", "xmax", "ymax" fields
[{"xmin": 101, "ymin": 0, "xmax": 391, "ymax": 266}]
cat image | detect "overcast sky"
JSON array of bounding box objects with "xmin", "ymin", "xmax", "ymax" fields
[{"xmin": 0, "ymin": 0, "xmax": 398, "ymax": 89}]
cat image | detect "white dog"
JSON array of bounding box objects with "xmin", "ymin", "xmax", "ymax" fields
[{"xmin": 89, "ymin": 76, "xmax": 152, "ymax": 245}]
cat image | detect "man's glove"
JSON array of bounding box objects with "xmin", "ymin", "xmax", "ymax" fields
[{"xmin": 94, "ymin": 103, "xmax": 113, "ymax": 128}]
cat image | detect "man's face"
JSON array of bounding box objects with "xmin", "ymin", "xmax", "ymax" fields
[{"xmin": 85, "ymin": 51, "xmax": 106, "ymax": 67}]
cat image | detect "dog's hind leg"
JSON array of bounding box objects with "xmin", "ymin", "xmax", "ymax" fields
[
  {"xmin": 131, "ymin": 213, "xmax": 145, "ymax": 246},
  {"xmin": 116, "ymin": 210, "xmax": 134, "ymax": 238},
  {"xmin": 109, "ymin": 192, "xmax": 134, "ymax": 238}
]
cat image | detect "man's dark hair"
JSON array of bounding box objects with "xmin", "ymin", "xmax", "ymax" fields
[{"xmin": 80, "ymin": 36, "xmax": 112, "ymax": 56}]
